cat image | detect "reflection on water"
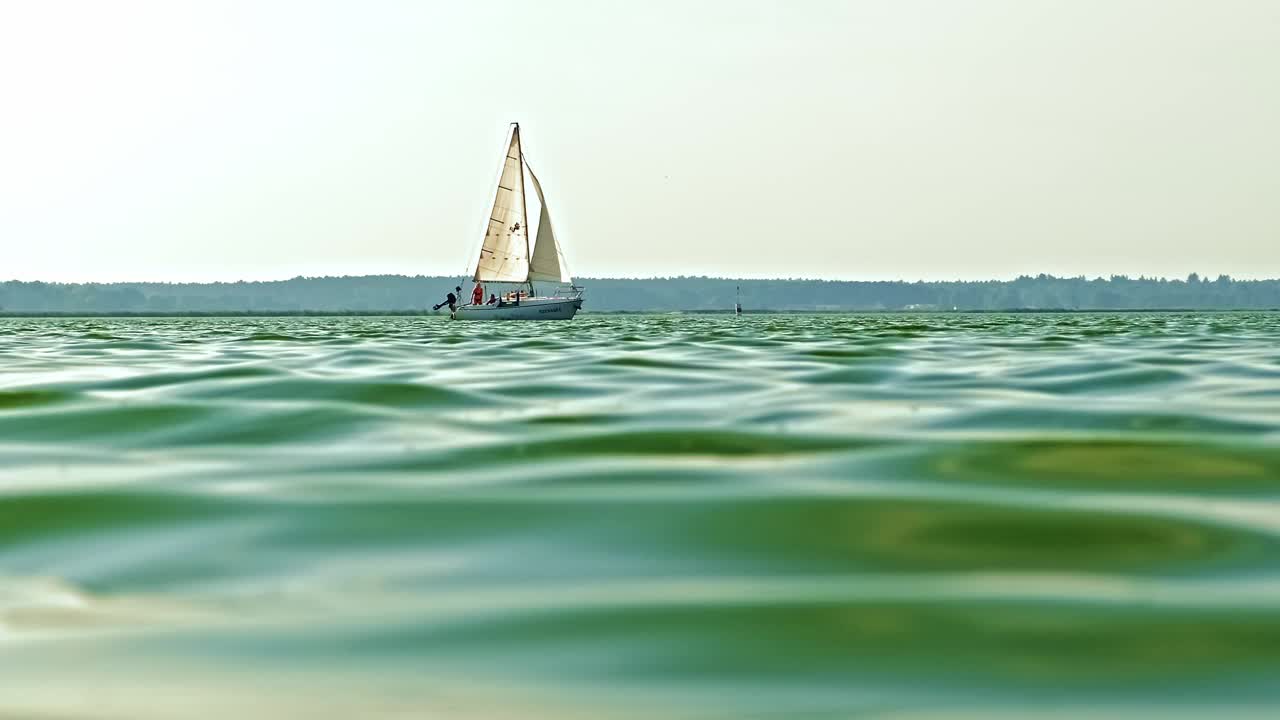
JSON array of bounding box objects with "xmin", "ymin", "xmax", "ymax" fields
[{"xmin": 1, "ymin": 313, "xmax": 1279, "ymax": 718}]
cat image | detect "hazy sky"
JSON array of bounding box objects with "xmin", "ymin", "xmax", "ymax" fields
[{"xmin": 1, "ymin": 0, "xmax": 1277, "ymax": 282}]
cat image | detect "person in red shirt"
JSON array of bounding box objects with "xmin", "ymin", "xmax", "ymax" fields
[{"xmin": 471, "ymin": 283, "xmax": 484, "ymax": 306}]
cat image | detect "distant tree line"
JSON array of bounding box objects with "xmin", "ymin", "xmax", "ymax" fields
[{"xmin": 1, "ymin": 273, "xmax": 1277, "ymax": 313}]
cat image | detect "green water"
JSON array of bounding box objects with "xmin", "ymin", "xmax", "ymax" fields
[{"xmin": 2, "ymin": 313, "xmax": 1278, "ymax": 719}]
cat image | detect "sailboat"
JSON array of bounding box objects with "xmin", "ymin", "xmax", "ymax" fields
[{"xmin": 452, "ymin": 123, "xmax": 583, "ymax": 320}]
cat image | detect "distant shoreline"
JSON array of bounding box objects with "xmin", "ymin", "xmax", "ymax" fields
[
  {"xmin": 2, "ymin": 308, "xmax": 1275, "ymax": 319},
  {"xmin": 5, "ymin": 275, "xmax": 1277, "ymax": 313}
]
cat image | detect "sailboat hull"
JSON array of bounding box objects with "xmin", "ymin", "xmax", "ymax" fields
[{"xmin": 451, "ymin": 296, "xmax": 582, "ymax": 321}]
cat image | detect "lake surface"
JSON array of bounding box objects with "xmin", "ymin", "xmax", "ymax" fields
[{"xmin": 2, "ymin": 313, "xmax": 1279, "ymax": 719}]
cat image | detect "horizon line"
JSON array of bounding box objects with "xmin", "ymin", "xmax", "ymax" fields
[{"xmin": 1, "ymin": 272, "xmax": 1271, "ymax": 285}]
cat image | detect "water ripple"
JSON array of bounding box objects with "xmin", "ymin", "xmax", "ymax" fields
[{"xmin": 1, "ymin": 312, "xmax": 1279, "ymax": 717}]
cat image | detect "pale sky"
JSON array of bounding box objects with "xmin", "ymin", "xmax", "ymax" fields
[{"xmin": 1, "ymin": 0, "xmax": 1277, "ymax": 283}]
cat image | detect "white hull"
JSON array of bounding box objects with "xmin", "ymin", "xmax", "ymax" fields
[{"xmin": 451, "ymin": 296, "xmax": 582, "ymax": 320}]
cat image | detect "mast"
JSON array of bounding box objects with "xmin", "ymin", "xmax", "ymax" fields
[{"xmin": 515, "ymin": 123, "xmax": 533, "ymax": 295}]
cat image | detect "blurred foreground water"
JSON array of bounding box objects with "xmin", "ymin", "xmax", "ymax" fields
[{"xmin": 2, "ymin": 313, "xmax": 1279, "ymax": 718}]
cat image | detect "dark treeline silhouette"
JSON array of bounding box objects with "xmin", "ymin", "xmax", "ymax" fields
[{"xmin": 2, "ymin": 273, "xmax": 1278, "ymax": 313}]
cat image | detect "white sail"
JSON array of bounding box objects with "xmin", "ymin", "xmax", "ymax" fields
[
  {"xmin": 526, "ymin": 164, "xmax": 572, "ymax": 284},
  {"xmin": 473, "ymin": 126, "xmax": 530, "ymax": 283}
]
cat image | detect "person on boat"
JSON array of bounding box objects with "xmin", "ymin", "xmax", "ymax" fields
[
  {"xmin": 471, "ymin": 283, "xmax": 484, "ymax": 306},
  {"xmin": 487, "ymin": 294, "xmax": 497, "ymax": 305},
  {"xmin": 432, "ymin": 286, "xmax": 461, "ymax": 312}
]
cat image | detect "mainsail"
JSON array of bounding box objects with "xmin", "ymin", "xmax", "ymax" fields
[
  {"xmin": 526, "ymin": 163, "xmax": 572, "ymax": 284},
  {"xmin": 473, "ymin": 126, "xmax": 530, "ymax": 283}
]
